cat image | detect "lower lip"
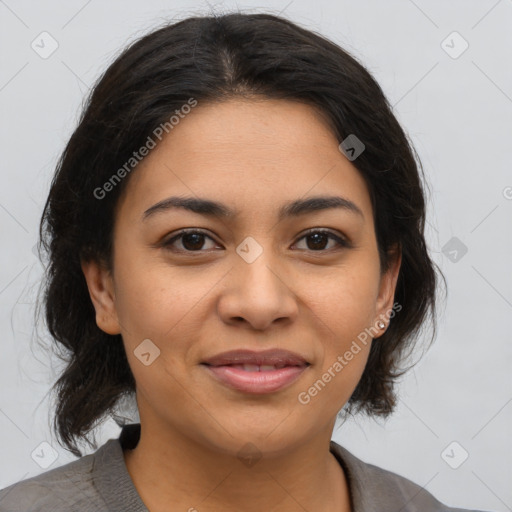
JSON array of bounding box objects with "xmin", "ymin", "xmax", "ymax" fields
[{"xmin": 202, "ymin": 364, "xmax": 308, "ymax": 394}]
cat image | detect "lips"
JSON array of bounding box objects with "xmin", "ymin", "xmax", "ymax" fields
[
  {"xmin": 201, "ymin": 349, "xmax": 310, "ymax": 394},
  {"xmin": 223, "ymin": 363, "xmax": 289, "ymax": 372},
  {"xmin": 201, "ymin": 349, "xmax": 309, "ymax": 368}
]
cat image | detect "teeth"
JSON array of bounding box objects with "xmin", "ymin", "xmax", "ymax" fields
[
  {"xmin": 237, "ymin": 364, "xmax": 282, "ymax": 371},
  {"xmin": 242, "ymin": 364, "xmax": 260, "ymax": 372},
  {"xmin": 225, "ymin": 364, "xmax": 293, "ymax": 371}
]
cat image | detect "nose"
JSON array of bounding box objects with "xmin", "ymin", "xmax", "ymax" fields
[{"xmin": 217, "ymin": 254, "xmax": 299, "ymax": 331}]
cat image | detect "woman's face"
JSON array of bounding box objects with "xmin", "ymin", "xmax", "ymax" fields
[{"xmin": 83, "ymin": 98, "xmax": 401, "ymax": 456}]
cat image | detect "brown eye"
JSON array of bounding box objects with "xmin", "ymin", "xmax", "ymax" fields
[
  {"xmin": 294, "ymin": 229, "xmax": 350, "ymax": 251},
  {"xmin": 181, "ymin": 232, "xmax": 206, "ymax": 250},
  {"xmin": 305, "ymin": 232, "xmax": 329, "ymax": 250},
  {"xmin": 164, "ymin": 230, "xmax": 220, "ymax": 252}
]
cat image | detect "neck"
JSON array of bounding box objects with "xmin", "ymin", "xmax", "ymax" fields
[{"xmin": 123, "ymin": 420, "xmax": 352, "ymax": 512}]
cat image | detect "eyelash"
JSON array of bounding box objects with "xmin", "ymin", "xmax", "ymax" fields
[{"xmin": 162, "ymin": 228, "xmax": 351, "ymax": 254}]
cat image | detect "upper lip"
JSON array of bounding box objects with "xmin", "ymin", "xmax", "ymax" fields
[{"xmin": 202, "ymin": 349, "xmax": 309, "ymax": 367}]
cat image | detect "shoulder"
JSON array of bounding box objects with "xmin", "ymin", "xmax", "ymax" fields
[
  {"xmin": 330, "ymin": 441, "xmax": 493, "ymax": 512},
  {"xmin": 0, "ymin": 443, "xmax": 112, "ymax": 512}
]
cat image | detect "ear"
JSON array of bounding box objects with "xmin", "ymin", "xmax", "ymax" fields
[
  {"xmin": 81, "ymin": 258, "xmax": 121, "ymax": 335},
  {"xmin": 374, "ymin": 244, "xmax": 402, "ymax": 336}
]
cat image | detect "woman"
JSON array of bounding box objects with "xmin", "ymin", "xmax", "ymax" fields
[{"xmin": 0, "ymin": 12, "xmax": 491, "ymax": 512}]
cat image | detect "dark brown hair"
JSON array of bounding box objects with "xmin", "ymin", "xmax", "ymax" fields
[{"xmin": 37, "ymin": 12, "xmax": 444, "ymax": 456}]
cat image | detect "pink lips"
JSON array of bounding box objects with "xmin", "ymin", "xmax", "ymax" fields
[{"xmin": 201, "ymin": 349, "xmax": 310, "ymax": 394}]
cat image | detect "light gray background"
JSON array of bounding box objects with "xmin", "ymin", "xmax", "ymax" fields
[{"xmin": 1, "ymin": 1, "xmax": 511, "ymax": 510}]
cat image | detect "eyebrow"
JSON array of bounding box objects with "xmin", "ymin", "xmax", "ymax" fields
[{"xmin": 142, "ymin": 195, "xmax": 364, "ymax": 222}]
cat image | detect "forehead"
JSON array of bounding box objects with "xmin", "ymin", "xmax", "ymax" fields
[{"xmin": 115, "ymin": 98, "xmax": 373, "ymax": 225}]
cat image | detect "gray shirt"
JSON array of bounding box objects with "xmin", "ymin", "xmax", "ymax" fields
[{"xmin": 0, "ymin": 424, "xmax": 489, "ymax": 511}]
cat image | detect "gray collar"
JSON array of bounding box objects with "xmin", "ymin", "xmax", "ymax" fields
[{"xmin": 92, "ymin": 423, "xmax": 442, "ymax": 512}]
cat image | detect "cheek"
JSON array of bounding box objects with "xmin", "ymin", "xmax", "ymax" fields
[
  {"xmin": 112, "ymin": 249, "xmax": 216, "ymax": 343},
  {"xmin": 297, "ymin": 274, "xmax": 375, "ymax": 417},
  {"xmin": 295, "ymin": 257, "xmax": 378, "ymax": 398},
  {"xmin": 300, "ymin": 257, "xmax": 380, "ymax": 338}
]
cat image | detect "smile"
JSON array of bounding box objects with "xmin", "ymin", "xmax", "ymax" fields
[{"xmin": 201, "ymin": 363, "xmax": 309, "ymax": 394}]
